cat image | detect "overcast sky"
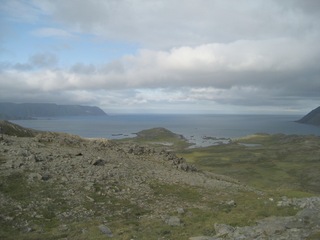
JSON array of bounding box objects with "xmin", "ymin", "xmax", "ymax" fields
[{"xmin": 1, "ymin": 0, "xmax": 320, "ymax": 114}]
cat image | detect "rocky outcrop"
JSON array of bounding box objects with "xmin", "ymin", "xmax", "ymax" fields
[
  {"xmin": 190, "ymin": 197, "xmax": 320, "ymax": 240},
  {"xmin": 126, "ymin": 144, "xmax": 197, "ymax": 171}
]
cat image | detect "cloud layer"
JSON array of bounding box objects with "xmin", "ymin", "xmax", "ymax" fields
[{"xmin": 1, "ymin": 0, "xmax": 320, "ymax": 113}]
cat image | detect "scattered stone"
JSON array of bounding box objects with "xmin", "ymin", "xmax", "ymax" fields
[
  {"xmin": 86, "ymin": 196, "xmax": 95, "ymax": 202},
  {"xmin": 98, "ymin": 224, "xmax": 113, "ymax": 237},
  {"xmin": 177, "ymin": 207, "xmax": 185, "ymax": 214},
  {"xmin": 41, "ymin": 173, "xmax": 51, "ymax": 181},
  {"xmin": 225, "ymin": 200, "xmax": 236, "ymax": 207},
  {"xmin": 92, "ymin": 159, "xmax": 106, "ymax": 166},
  {"xmin": 189, "ymin": 237, "xmax": 219, "ymax": 240},
  {"xmin": 28, "ymin": 172, "xmax": 42, "ymax": 181},
  {"xmin": 165, "ymin": 216, "xmax": 182, "ymax": 226},
  {"xmin": 214, "ymin": 223, "xmax": 235, "ymax": 237}
]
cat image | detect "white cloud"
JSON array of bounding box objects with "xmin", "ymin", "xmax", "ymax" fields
[
  {"xmin": 21, "ymin": 0, "xmax": 320, "ymax": 49},
  {"xmin": 1, "ymin": 0, "xmax": 42, "ymax": 23},
  {"xmin": 1, "ymin": 0, "xmax": 320, "ymax": 113},
  {"xmin": 1, "ymin": 36, "xmax": 319, "ymax": 109},
  {"xmin": 32, "ymin": 27, "xmax": 74, "ymax": 39}
]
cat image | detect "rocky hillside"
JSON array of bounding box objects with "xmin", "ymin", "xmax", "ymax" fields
[
  {"xmin": 297, "ymin": 106, "xmax": 320, "ymax": 126},
  {"xmin": 0, "ymin": 122, "xmax": 319, "ymax": 239},
  {"xmin": 0, "ymin": 102, "xmax": 107, "ymax": 120}
]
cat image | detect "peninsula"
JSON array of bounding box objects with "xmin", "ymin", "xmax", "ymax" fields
[
  {"xmin": 0, "ymin": 102, "xmax": 107, "ymax": 120},
  {"xmin": 297, "ymin": 106, "xmax": 320, "ymax": 126}
]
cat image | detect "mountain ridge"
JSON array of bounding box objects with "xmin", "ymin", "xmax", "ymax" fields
[{"xmin": 0, "ymin": 102, "xmax": 107, "ymax": 120}]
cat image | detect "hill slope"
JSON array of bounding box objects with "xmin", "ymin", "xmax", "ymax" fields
[
  {"xmin": 0, "ymin": 122, "xmax": 319, "ymax": 239},
  {"xmin": 0, "ymin": 102, "xmax": 107, "ymax": 120},
  {"xmin": 296, "ymin": 106, "xmax": 320, "ymax": 126},
  {"xmin": 0, "ymin": 120, "xmax": 38, "ymax": 137}
]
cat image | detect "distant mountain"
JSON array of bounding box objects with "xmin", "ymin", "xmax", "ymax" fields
[
  {"xmin": 296, "ymin": 106, "xmax": 320, "ymax": 126},
  {"xmin": 0, "ymin": 102, "xmax": 107, "ymax": 120}
]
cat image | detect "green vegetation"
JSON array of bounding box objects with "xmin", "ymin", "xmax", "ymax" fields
[
  {"xmin": 0, "ymin": 120, "xmax": 36, "ymax": 137},
  {"xmin": 180, "ymin": 133, "xmax": 320, "ymax": 196},
  {"xmin": 116, "ymin": 127, "xmax": 192, "ymax": 150},
  {"xmin": 150, "ymin": 182, "xmax": 202, "ymax": 203},
  {"xmin": 1, "ymin": 126, "xmax": 319, "ymax": 239}
]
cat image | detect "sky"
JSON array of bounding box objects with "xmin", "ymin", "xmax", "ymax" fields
[{"xmin": 1, "ymin": 0, "xmax": 320, "ymax": 114}]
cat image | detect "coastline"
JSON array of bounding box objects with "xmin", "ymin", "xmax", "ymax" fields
[{"xmin": 10, "ymin": 114, "xmax": 320, "ymax": 148}]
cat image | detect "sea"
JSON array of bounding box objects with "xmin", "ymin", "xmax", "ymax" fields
[{"xmin": 12, "ymin": 114, "xmax": 320, "ymax": 147}]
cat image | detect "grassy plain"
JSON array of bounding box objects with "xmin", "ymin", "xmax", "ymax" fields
[{"xmin": 180, "ymin": 133, "xmax": 320, "ymax": 196}]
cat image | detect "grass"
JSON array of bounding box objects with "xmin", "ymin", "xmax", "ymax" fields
[
  {"xmin": 150, "ymin": 181, "xmax": 202, "ymax": 203},
  {"xmin": 179, "ymin": 133, "xmax": 320, "ymax": 196},
  {"xmin": 0, "ymin": 120, "xmax": 36, "ymax": 137}
]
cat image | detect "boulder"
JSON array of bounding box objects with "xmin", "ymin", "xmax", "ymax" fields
[
  {"xmin": 98, "ymin": 224, "xmax": 113, "ymax": 237},
  {"xmin": 92, "ymin": 159, "xmax": 106, "ymax": 166},
  {"xmin": 165, "ymin": 216, "xmax": 182, "ymax": 226}
]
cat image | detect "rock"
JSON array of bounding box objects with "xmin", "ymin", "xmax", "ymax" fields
[
  {"xmin": 214, "ymin": 223, "xmax": 234, "ymax": 237},
  {"xmin": 225, "ymin": 200, "xmax": 236, "ymax": 207},
  {"xmin": 256, "ymin": 216, "xmax": 289, "ymax": 235},
  {"xmin": 92, "ymin": 159, "xmax": 106, "ymax": 166},
  {"xmin": 189, "ymin": 237, "xmax": 219, "ymax": 240},
  {"xmin": 177, "ymin": 207, "xmax": 185, "ymax": 214},
  {"xmin": 41, "ymin": 173, "xmax": 51, "ymax": 181},
  {"xmin": 178, "ymin": 162, "xmax": 189, "ymax": 171},
  {"xmin": 98, "ymin": 224, "xmax": 113, "ymax": 237},
  {"xmin": 28, "ymin": 172, "xmax": 42, "ymax": 181},
  {"xmin": 86, "ymin": 196, "xmax": 95, "ymax": 202},
  {"xmin": 165, "ymin": 216, "xmax": 182, "ymax": 226}
]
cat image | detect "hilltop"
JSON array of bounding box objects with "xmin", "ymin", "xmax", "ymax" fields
[
  {"xmin": 0, "ymin": 102, "xmax": 107, "ymax": 120},
  {"xmin": 0, "ymin": 121, "xmax": 319, "ymax": 239},
  {"xmin": 0, "ymin": 120, "xmax": 39, "ymax": 137},
  {"xmin": 297, "ymin": 106, "xmax": 320, "ymax": 126}
]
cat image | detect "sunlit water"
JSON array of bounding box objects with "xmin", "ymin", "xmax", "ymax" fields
[{"xmin": 12, "ymin": 114, "xmax": 320, "ymax": 147}]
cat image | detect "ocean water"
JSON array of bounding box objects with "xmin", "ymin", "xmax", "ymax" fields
[{"xmin": 12, "ymin": 114, "xmax": 320, "ymax": 147}]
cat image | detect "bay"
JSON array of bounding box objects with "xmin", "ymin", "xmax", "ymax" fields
[{"xmin": 12, "ymin": 114, "xmax": 320, "ymax": 147}]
